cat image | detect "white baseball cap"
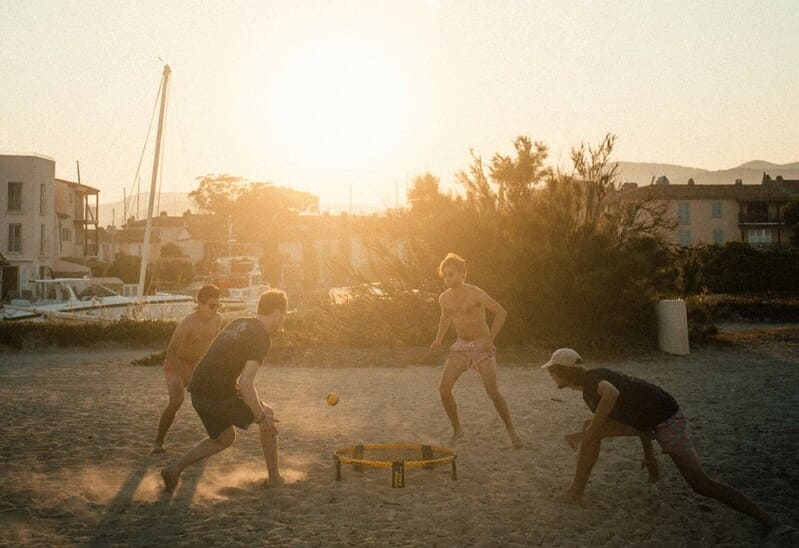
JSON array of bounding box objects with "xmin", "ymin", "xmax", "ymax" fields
[{"xmin": 540, "ymin": 348, "xmax": 584, "ymax": 369}]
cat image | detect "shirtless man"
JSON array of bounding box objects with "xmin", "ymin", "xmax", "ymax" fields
[
  {"xmin": 430, "ymin": 252, "xmax": 523, "ymax": 449},
  {"xmin": 152, "ymin": 284, "xmax": 222, "ymax": 454}
]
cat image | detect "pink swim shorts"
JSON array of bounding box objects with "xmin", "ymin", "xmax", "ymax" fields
[{"xmin": 654, "ymin": 408, "xmax": 693, "ymax": 454}]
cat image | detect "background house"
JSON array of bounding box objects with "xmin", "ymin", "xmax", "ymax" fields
[
  {"xmin": 0, "ymin": 154, "xmax": 99, "ymax": 300},
  {"xmin": 608, "ymin": 174, "xmax": 799, "ymax": 247}
]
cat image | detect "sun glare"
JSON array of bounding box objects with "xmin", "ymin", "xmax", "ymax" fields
[{"xmin": 258, "ymin": 38, "xmax": 411, "ymax": 172}]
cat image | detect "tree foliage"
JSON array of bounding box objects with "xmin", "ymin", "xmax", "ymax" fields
[
  {"xmin": 189, "ymin": 174, "xmax": 244, "ymax": 217},
  {"xmin": 367, "ymin": 133, "xmax": 675, "ymax": 347}
]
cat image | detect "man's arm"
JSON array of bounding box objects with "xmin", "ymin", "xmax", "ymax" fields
[
  {"xmin": 430, "ymin": 297, "xmax": 451, "ymax": 350},
  {"xmin": 239, "ymin": 360, "xmax": 277, "ymax": 434},
  {"xmin": 476, "ymin": 288, "xmax": 507, "ymax": 346},
  {"xmin": 583, "ymin": 380, "xmax": 620, "ymax": 440}
]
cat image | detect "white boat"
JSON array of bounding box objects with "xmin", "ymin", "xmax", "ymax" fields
[
  {"xmin": 210, "ymin": 256, "xmax": 269, "ymax": 314},
  {"xmin": 0, "ymin": 277, "xmax": 195, "ymax": 322},
  {"xmin": 0, "ymin": 65, "xmax": 196, "ymax": 323}
]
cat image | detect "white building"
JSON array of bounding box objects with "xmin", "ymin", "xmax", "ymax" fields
[{"xmin": 1, "ymin": 154, "xmax": 99, "ymax": 300}]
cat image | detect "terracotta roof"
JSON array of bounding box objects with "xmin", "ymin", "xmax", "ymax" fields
[{"xmin": 608, "ymin": 181, "xmax": 799, "ymax": 203}]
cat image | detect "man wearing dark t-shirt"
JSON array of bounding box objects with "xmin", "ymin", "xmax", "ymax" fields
[
  {"xmin": 541, "ymin": 348, "xmax": 772, "ymax": 530},
  {"xmin": 161, "ymin": 290, "xmax": 288, "ymax": 493}
]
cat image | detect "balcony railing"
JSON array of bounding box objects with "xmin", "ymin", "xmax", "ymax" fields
[{"xmin": 738, "ymin": 213, "xmax": 783, "ymax": 225}]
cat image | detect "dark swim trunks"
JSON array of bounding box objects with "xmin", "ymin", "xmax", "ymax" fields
[{"xmin": 191, "ymin": 393, "xmax": 255, "ymax": 440}]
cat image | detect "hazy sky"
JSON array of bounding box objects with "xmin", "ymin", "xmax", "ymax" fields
[{"xmin": 2, "ymin": 1, "xmax": 798, "ymax": 210}]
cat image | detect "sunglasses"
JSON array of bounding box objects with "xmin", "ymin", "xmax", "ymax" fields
[{"xmin": 204, "ymin": 302, "xmax": 220, "ymax": 309}]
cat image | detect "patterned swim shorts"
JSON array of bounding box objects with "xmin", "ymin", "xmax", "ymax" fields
[
  {"xmin": 653, "ymin": 408, "xmax": 693, "ymax": 454},
  {"xmin": 448, "ymin": 339, "xmax": 496, "ymax": 371}
]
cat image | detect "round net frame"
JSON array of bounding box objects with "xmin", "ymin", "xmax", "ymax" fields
[{"xmin": 334, "ymin": 443, "xmax": 457, "ymax": 488}]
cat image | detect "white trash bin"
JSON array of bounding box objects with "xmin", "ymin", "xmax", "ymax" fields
[{"xmin": 656, "ymin": 299, "xmax": 690, "ymax": 355}]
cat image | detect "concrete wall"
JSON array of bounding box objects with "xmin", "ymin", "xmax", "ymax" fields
[
  {"xmin": 0, "ymin": 154, "xmax": 57, "ymax": 290},
  {"xmin": 667, "ymin": 198, "xmax": 741, "ymax": 246}
]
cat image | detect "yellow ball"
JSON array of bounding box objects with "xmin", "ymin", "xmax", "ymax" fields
[{"xmin": 326, "ymin": 392, "xmax": 339, "ymax": 406}]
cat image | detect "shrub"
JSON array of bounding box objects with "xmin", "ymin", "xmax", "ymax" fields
[{"xmin": 0, "ymin": 319, "xmax": 176, "ymax": 350}]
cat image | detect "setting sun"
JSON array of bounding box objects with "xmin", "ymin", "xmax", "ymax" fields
[{"xmin": 256, "ymin": 37, "xmax": 411, "ymax": 171}]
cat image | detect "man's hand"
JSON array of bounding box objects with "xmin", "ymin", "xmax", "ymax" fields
[
  {"xmin": 429, "ymin": 340, "xmax": 442, "ymax": 352},
  {"xmin": 482, "ymin": 339, "xmax": 496, "ymax": 353},
  {"xmin": 641, "ymin": 457, "xmax": 660, "ymax": 483}
]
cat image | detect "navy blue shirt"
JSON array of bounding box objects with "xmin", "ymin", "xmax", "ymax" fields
[
  {"xmin": 582, "ymin": 368, "xmax": 679, "ymax": 431},
  {"xmin": 189, "ymin": 317, "xmax": 270, "ymax": 399}
]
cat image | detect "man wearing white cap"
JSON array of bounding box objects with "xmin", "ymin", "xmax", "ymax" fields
[{"xmin": 542, "ymin": 348, "xmax": 772, "ymax": 529}]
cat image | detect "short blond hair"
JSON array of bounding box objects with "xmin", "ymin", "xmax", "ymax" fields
[{"xmin": 438, "ymin": 252, "xmax": 467, "ymax": 278}]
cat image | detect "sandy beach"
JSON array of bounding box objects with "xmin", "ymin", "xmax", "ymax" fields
[{"xmin": 1, "ymin": 332, "xmax": 798, "ymax": 547}]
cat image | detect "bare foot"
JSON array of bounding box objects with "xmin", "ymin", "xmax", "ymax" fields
[
  {"xmin": 262, "ymin": 475, "xmax": 285, "ymax": 489},
  {"xmin": 151, "ymin": 443, "xmax": 166, "ymax": 454},
  {"xmin": 448, "ymin": 430, "xmax": 464, "ymax": 446},
  {"xmin": 509, "ymin": 430, "xmax": 524, "ymax": 450},
  {"xmin": 161, "ymin": 467, "xmax": 179, "ymax": 493},
  {"xmin": 556, "ymin": 490, "xmax": 585, "ymax": 507}
]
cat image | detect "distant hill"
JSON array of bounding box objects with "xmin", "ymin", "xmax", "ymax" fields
[
  {"xmin": 98, "ymin": 192, "xmax": 386, "ymax": 226},
  {"xmin": 98, "ymin": 192, "xmax": 197, "ymax": 227},
  {"xmin": 616, "ymin": 160, "xmax": 799, "ymax": 186}
]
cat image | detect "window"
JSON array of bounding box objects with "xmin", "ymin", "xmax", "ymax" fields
[
  {"xmin": 40, "ymin": 183, "xmax": 46, "ymax": 215},
  {"xmin": 678, "ymin": 230, "xmax": 691, "ymax": 246},
  {"xmin": 711, "ymin": 202, "xmax": 722, "ymax": 218},
  {"xmin": 40, "ymin": 224, "xmax": 46, "ymax": 255},
  {"xmin": 677, "ymin": 202, "xmax": 690, "ymax": 224},
  {"xmin": 8, "ymin": 224, "xmax": 22, "ymax": 252},
  {"xmin": 712, "ymin": 229, "xmax": 724, "ymax": 245},
  {"xmin": 61, "ymin": 227, "xmax": 72, "ymax": 242},
  {"xmin": 747, "ymin": 229, "xmax": 772, "ymax": 245},
  {"xmin": 8, "ymin": 182, "xmax": 23, "ymax": 211}
]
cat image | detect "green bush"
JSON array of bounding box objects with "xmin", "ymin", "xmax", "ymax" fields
[
  {"xmin": 676, "ymin": 243, "xmax": 799, "ymax": 294},
  {"xmin": 0, "ymin": 319, "xmax": 176, "ymax": 350}
]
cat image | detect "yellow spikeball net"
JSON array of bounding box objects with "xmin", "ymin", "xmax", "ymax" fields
[{"xmin": 334, "ymin": 443, "xmax": 457, "ymax": 488}]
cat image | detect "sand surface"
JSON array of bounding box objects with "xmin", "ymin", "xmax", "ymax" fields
[{"xmin": 0, "ymin": 339, "xmax": 797, "ymax": 547}]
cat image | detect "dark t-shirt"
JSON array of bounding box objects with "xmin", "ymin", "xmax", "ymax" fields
[
  {"xmin": 582, "ymin": 368, "xmax": 679, "ymax": 431},
  {"xmin": 188, "ymin": 317, "xmax": 270, "ymax": 399}
]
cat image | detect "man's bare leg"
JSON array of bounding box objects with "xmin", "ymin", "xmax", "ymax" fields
[
  {"xmin": 560, "ymin": 420, "xmax": 642, "ymax": 505},
  {"xmin": 477, "ymin": 359, "xmax": 523, "ymax": 449},
  {"xmin": 161, "ymin": 427, "xmax": 235, "ymax": 493},
  {"xmin": 260, "ymin": 429, "xmax": 283, "ymax": 488},
  {"xmin": 438, "ymin": 356, "xmax": 468, "ymax": 445},
  {"xmin": 153, "ymin": 376, "xmax": 185, "ymax": 453},
  {"xmin": 669, "ymin": 447, "xmax": 773, "ymax": 529}
]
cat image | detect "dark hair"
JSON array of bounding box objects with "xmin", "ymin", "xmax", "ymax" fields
[
  {"xmin": 549, "ymin": 364, "xmax": 587, "ymax": 386},
  {"xmin": 257, "ymin": 289, "xmax": 288, "ymax": 316},
  {"xmin": 438, "ymin": 252, "xmax": 467, "ymax": 277},
  {"xmin": 197, "ymin": 284, "xmax": 221, "ymax": 304}
]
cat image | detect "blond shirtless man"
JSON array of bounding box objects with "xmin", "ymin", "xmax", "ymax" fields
[
  {"xmin": 152, "ymin": 285, "xmax": 222, "ymax": 453},
  {"xmin": 430, "ymin": 253, "xmax": 523, "ymax": 449}
]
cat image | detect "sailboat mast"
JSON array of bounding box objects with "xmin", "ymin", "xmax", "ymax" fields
[{"xmin": 137, "ymin": 64, "xmax": 171, "ymax": 299}]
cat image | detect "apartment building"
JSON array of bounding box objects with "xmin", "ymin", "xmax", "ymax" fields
[
  {"xmin": 608, "ymin": 174, "xmax": 799, "ymax": 247},
  {"xmin": 0, "ymin": 154, "xmax": 99, "ymax": 299}
]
